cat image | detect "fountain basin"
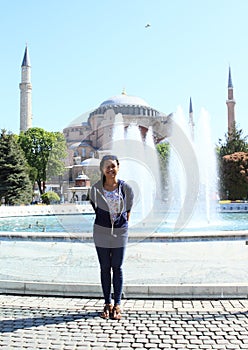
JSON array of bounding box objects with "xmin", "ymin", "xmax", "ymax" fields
[
  {"xmin": 219, "ymin": 202, "xmax": 248, "ymax": 213},
  {"xmin": 0, "ymin": 238, "xmax": 248, "ymax": 298},
  {"xmin": 0, "ymin": 203, "xmax": 93, "ymax": 218}
]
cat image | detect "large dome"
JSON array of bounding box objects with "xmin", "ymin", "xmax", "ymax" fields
[
  {"xmin": 65, "ymin": 93, "xmax": 151, "ymax": 128},
  {"xmin": 100, "ymin": 93, "xmax": 150, "ymax": 107},
  {"xmin": 64, "ymin": 92, "xmax": 163, "ymax": 131}
]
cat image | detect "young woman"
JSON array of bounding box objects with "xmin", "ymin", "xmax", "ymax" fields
[{"xmin": 90, "ymin": 155, "xmax": 134, "ymax": 320}]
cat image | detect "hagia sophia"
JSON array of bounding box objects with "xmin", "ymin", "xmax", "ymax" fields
[{"xmin": 19, "ymin": 46, "xmax": 236, "ymax": 202}]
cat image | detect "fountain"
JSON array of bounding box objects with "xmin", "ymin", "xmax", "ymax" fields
[
  {"xmin": 98, "ymin": 108, "xmax": 220, "ymax": 234},
  {"xmin": 0, "ymin": 108, "xmax": 243, "ymax": 235},
  {"xmin": 110, "ymin": 114, "xmax": 165, "ymax": 236},
  {"xmin": 166, "ymin": 106, "xmax": 218, "ymax": 230},
  {"xmin": 0, "ymin": 109, "xmax": 248, "ymax": 296}
]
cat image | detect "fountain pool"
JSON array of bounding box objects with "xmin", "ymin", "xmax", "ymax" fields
[
  {"xmin": 0, "ymin": 212, "xmax": 248, "ymax": 234},
  {"xmin": 0, "ymin": 207, "xmax": 247, "ymax": 290}
]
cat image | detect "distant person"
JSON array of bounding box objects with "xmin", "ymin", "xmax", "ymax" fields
[{"xmin": 90, "ymin": 155, "xmax": 134, "ymax": 320}]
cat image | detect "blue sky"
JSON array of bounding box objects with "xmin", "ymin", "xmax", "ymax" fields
[{"xmin": 0, "ymin": 0, "xmax": 248, "ymax": 144}]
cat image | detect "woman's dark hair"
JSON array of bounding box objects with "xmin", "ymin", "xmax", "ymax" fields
[{"xmin": 100, "ymin": 155, "xmax": 119, "ymax": 184}]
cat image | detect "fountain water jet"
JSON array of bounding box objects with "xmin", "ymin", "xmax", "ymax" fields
[
  {"xmin": 195, "ymin": 108, "xmax": 218, "ymax": 223},
  {"xmin": 109, "ymin": 106, "xmax": 218, "ymax": 234},
  {"xmin": 167, "ymin": 106, "xmax": 218, "ymax": 228},
  {"xmin": 110, "ymin": 114, "xmax": 164, "ymax": 235}
]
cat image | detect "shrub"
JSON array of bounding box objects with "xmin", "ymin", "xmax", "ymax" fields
[{"xmin": 41, "ymin": 191, "xmax": 60, "ymax": 205}]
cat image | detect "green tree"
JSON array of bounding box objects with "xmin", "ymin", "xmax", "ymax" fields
[
  {"xmin": 46, "ymin": 132, "xmax": 68, "ymax": 180},
  {"xmin": 156, "ymin": 141, "xmax": 170, "ymax": 193},
  {"xmin": 217, "ymin": 123, "xmax": 248, "ymax": 199},
  {"xmin": 41, "ymin": 191, "xmax": 60, "ymax": 205},
  {"xmin": 0, "ymin": 129, "xmax": 33, "ymax": 205},
  {"xmin": 18, "ymin": 128, "xmax": 67, "ymax": 195},
  {"xmin": 217, "ymin": 122, "xmax": 248, "ymax": 158},
  {"xmin": 220, "ymin": 152, "xmax": 248, "ymax": 200}
]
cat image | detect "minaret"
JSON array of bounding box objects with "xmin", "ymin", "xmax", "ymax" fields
[
  {"xmin": 188, "ymin": 97, "xmax": 195, "ymax": 140},
  {"xmin": 19, "ymin": 45, "xmax": 32, "ymax": 132},
  {"xmin": 226, "ymin": 66, "xmax": 235, "ymax": 134}
]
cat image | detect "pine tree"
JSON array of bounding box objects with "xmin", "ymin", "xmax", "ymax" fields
[
  {"xmin": 217, "ymin": 122, "xmax": 248, "ymax": 158},
  {"xmin": 0, "ymin": 129, "xmax": 33, "ymax": 205}
]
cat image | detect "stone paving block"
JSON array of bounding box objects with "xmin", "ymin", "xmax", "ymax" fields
[
  {"xmin": 117, "ymin": 342, "xmax": 132, "ymax": 347},
  {"xmin": 130, "ymin": 344, "xmax": 144, "ymax": 348}
]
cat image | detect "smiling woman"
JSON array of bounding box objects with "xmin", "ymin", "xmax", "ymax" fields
[
  {"xmin": 100, "ymin": 155, "xmax": 119, "ymax": 189},
  {"xmin": 90, "ymin": 154, "xmax": 134, "ymax": 319}
]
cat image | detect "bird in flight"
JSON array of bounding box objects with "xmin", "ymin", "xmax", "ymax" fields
[{"xmin": 145, "ymin": 23, "xmax": 151, "ymax": 28}]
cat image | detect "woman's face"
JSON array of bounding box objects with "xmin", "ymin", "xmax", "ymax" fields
[{"xmin": 102, "ymin": 159, "xmax": 119, "ymax": 179}]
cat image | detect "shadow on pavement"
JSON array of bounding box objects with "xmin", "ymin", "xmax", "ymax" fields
[{"xmin": 0, "ymin": 308, "xmax": 100, "ymax": 333}]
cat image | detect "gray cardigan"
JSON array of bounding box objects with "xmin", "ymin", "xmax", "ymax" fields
[{"xmin": 90, "ymin": 179, "xmax": 134, "ymax": 248}]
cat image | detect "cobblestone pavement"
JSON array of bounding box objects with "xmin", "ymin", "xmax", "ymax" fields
[{"xmin": 0, "ymin": 295, "xmax": 248, "ymax": 349}]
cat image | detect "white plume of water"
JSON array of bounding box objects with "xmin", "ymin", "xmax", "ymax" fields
[
  {"xmin": 112, "ymin": 113, "xmax": 125, "ymax": 141},
  {"xmin": 168, "ymin": 107, "xmax": 188, "ymax": 212},
  {"xmin": 111, "ymin": 114, "xmax": 162, "ymax": 233},
  {"xmin": 168, "ymin": 106, "xmax": 218, "ymax": 225},
  {"xmin": 195, "ymin": 108, "xmax": 218, "ymax": 222}
]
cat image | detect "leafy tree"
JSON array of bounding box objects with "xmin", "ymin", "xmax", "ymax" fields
[
  {"xmin": 217, "ymin": 123, "xmax": 248, "ymax": 199},
  {"xmin": 156, "ymin": 141, "xmax": 170, "ymax": 161},
  {"xmin": 156, "ymin": 141, "xmax": 170, "ymax": 192},
  {"xmin": 220, "ymin": 152, "xmax": 248, "ymax": 200},
  {"xmin": 46, "ymin": 131, "xmax": 68, "ymax": 180},
  {"xmin": 0, "ymin": 129, "xmax": 33, "ymax": 205},
  {"xmin": 18, "ymin": 128, "xmax": 67, "ymax": 195}
]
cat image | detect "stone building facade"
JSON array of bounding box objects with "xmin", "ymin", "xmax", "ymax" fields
[{"xmin": 63, "ymin": 90, "xmax": 172, "ymax": 166}]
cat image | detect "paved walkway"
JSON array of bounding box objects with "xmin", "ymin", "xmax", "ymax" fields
[{"xmin": 0, "ymin": 295, "xmax": 248, "ymax": 349}]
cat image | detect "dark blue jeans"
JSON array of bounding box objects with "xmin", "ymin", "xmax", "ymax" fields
[{"xmin": 95, "ymin": 246, "xmax": 126, "ymax": 305}]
